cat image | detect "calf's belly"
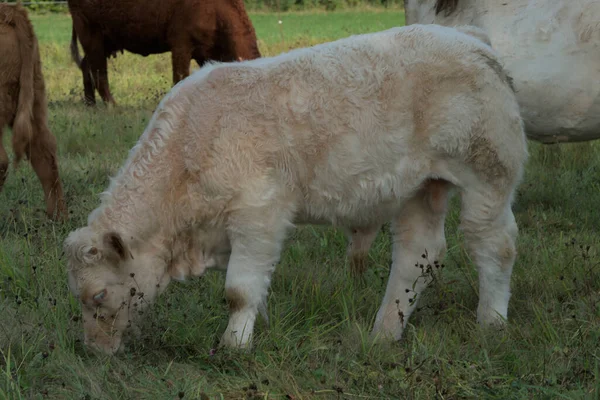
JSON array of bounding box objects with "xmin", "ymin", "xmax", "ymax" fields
[
  {"xmin": 297, "ymin": 199, "xmax": 407, "ymax": 229},
  {"xmin": 297, "ymin": 174, "xmax": 424, "ymax": 229}
]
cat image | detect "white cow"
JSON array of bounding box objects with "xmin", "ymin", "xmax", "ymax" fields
[
  {"xmin": 64, "ymin": 24, "xmax": 528, "ymax": 354},
  {"xmin": 404, "ymin": 0, "xmax": 600, "ymax": 143}
]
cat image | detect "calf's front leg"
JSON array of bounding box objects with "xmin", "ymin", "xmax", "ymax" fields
[{"xmin": 220, "ymin": 212, "xmax": 291, "ymax": 349}]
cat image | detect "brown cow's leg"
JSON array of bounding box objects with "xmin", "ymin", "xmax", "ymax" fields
[
  {"xmin": 81, "ymin": 56, "xmax": 96, "ymax": 106},
  {"xmin": 171, "ymin": 47, "xmax": 192, "ymax": 85},
  {"xmin": 190, "ymin": 24, "xmax": 215, "ymax": 67},
  {"xmin": 97, "ymin": 65, "xmax": 114, "ymax": 105},
  {"xmin": 71, "ymin": 16, "xmax": 108, "ymax": 106},
  {"xmin": 0, "ymin": 129, "xmax": 8, "ymax": 191},
  {"xmin": 81, "ymin": 33, "xmax": 114, "ymax": 106},
  {"xmin": 0, "ymin": 107, "xmax": 10, "ymax": 189},
  {"xmin": 192, "ymin": 54, "xmax": 207, "ymax": 69},
  {"xmin": 28, "ymin": 123, "xmax": 67, "ymax": 220},
  {"xmin": 90, "ymin": 55, "xmax": 114, "ymax": 105}
]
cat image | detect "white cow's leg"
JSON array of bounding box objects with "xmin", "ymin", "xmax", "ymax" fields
[
  {"xmin": 346, "ymin": 225, "xmax": 380, "ymax": 277},
  {"xmin": 372, "ymin": 180, "xmax": 451, "ymax": 341},
  {"xmin": 460, "ymin": 189, "xmax": 519, "ymax": 326},
  {"xmin": 219, "ymin": 207, "xmax": 292, "ymax": 349}
]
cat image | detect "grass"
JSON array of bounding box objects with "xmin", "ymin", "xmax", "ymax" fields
[{"xmin": 1, "ymin": 8, "xmax": 599, "ymax": 400}]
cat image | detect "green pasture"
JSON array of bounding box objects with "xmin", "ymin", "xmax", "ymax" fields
[{"xmin": 1, "ymin": 9, "xmax": 599, "ymax": 400}]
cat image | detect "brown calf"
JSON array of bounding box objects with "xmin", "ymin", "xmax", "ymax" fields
[{"xmin": 0, "ymin": 3, "xmax": 66, "ymax": 219}]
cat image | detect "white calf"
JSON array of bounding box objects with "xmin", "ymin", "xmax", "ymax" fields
[{"xmin": 64, "ymin": 24, "xmax": 527, "ymax": 354}]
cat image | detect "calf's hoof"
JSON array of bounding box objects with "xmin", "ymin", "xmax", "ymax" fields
[
  {"xmin": 477, "ymin": 305, "xmax": 508, "ymax": 328},
  {"xmin": 370, "ymin": 322, "xmax": 404, "ymax": 343},
  {"xmin": 219, "ymin": 330, "xmax": 253, "ymax": 350}
]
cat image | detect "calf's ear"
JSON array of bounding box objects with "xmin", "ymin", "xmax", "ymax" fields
[
  {"xmin": 103, "ymin": 232, "xmax": 129, "ymax": 263},
  {"xmin": 64, "ymin": 228, "xmax": 102, "ymax": 265}
]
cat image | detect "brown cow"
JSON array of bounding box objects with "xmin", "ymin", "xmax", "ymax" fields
[
  {"xmin": 0, "ymin": 3, "xmax": 67, "ymax": 220},
  {"xmin": 68, "ymin": 0, "xmax": 262, "ymax": 106}
]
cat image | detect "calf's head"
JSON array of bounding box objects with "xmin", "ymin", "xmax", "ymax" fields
[
  {"xmin": 64, "ymin": 226, "xmax": 231, "ymax": 355},
  {"xmin": 64, "ymin": 227, "xmax": 169, "ymax": 354}
]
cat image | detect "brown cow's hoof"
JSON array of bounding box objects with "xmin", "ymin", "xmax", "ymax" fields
[
  {"xmin": 47, "ymin": 198, "xmax": 68, "ymax": 221},
  {"xmin": 0, "ymin": 165, "xmax": 8, "ymax": 190}
]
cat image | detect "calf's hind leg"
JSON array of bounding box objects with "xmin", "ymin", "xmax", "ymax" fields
[
  {"xmin": 371, "ymin": 179, "xmax": 451, "ymax": 341},
  {"xmin": 460, "ymin": 186, "xmax": 519, "ymax": 326}
]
